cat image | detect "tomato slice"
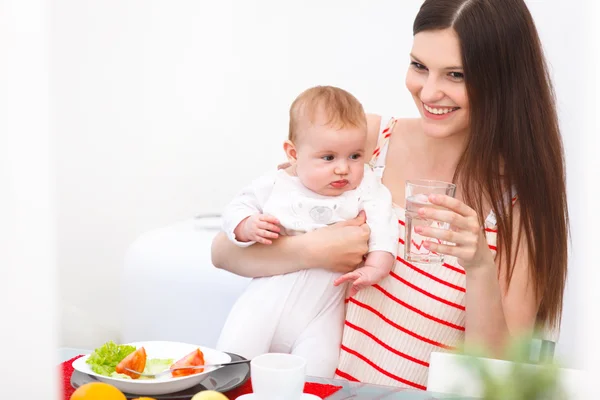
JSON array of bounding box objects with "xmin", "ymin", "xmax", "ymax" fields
[
  {"xmin": 115, "ymin": 347, "xmax": 147, "ymax": 379},
  {"xmin": 170, "ymin": 348, "xmax": 205, "ymax": 377}
]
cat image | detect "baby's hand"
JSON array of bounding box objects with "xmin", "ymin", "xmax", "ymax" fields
[
  {"xmin": 333, "ymin": 266, "xmax": 387, "ymax": 297},
  {"xmin": 333, "ymin": 251, "xmax": 394, "ymax": 297},
  {"xmin": 234, "ymin": 214, "xmax": 281, "ymax": 245}
]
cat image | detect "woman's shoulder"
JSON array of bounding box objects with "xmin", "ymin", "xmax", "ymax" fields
[
  {"xmin": 366, "ymin": 114, "xmax": 419, "ymax": 154},
  {"xmin": 366, "ymin": 114, "xmax": 419, "ymax": 140},
  {"xmin": 393, "ymin": 117, "xmax": 421, "ymax": 133}
]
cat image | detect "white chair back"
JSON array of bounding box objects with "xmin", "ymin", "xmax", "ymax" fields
[{"xmin": 120, "ymin": 216, "xmax": 251, "ymax": 347}]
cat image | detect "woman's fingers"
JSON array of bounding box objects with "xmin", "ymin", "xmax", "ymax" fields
[
  {"xmin": 418, "ymin": 207, "xmax": 479, "ymax": 233},
  {"xmin": 423, "ymin": 241, "xmax": 476, "ymax": 261},
  {"xmin": 415, "ymin": 225, "xmax": 477, "ymax": 247},
  {"xmin": 337, "ymin": 210, "xmax": 367, "ymax": 227},
  {"xmin": 428, "ymin": 194, "xmax": 477, "ymax": 218},
  {"xmin": 307, "ymin": 214, "xmax": 370, "ymax": 273},
  {"xmin": 405, "ymin": 196, "xmax": 493, "ymax": 269},
  {"xmin": 409, "ymin": 197, "xmax": 488, "ymax": 268}
]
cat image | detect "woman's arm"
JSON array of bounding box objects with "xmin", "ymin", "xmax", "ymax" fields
[
  {"xmin": 464, "ymin": 205, "xmax": 538, "ymax": 353},
  {"xmin": 212, "ymin": 213, "xmax": 371, "ymax": 278}
]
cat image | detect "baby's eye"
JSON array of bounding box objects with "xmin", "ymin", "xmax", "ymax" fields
[
  {"xmin": 350, "ymin": 153, "xmax": 362, "ymax": 160},
  {"xmin": 322, "ymin": 155, "xmax": 334, "ymax": 161}
]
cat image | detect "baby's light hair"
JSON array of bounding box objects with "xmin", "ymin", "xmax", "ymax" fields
[{"xmin": 288, "ymin": 86, "xmax": 367, "ymax": 143}]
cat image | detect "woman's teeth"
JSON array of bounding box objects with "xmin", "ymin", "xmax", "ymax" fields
[{"xmin": 423, "ymin": 104, "xmax": 458, "ymax": 115}]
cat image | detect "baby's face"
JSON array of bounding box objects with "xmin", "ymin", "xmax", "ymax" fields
[{"xmin": 294, "ymin": 122, "xmax": 367, "ymax": 196}]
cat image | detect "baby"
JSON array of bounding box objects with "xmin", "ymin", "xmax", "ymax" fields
[{"xmin": 216, "ymin": 86, "xmax": 398, "ymax": 377}]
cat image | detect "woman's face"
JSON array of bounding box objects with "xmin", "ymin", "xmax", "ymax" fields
[{"xmin": 405, "ymin": 28, "xmax": 469, "ymax": 139}]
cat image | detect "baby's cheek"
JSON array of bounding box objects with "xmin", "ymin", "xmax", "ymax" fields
[
  {"xmin": 353, "ymin": 169, "xmax": 365, "ymax": 187},
  {"xmin": 311, "ymin": 165, "xmax": 330, "ymax": 181},
  {"xmin": 299, "ymin": 166, "xmax": 326, "ymax": 191}
]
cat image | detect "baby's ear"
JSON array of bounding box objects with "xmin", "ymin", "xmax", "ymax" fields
[{"xmin": 283, "ymin": 140, "xmax": 298, "ymax": 163}]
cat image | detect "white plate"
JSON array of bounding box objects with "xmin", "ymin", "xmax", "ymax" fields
[
  {"xmin": 236, "ymin": 394, "xmax": 320, "ymax": 400},
  {"xmin": 72, "ymin": 341, "xmax": 231, "ymax": 396}
]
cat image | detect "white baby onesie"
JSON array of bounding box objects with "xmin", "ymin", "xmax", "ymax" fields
[{"xmin": 217, "ymin": 165, "xmax": 398, "ymax": 378}]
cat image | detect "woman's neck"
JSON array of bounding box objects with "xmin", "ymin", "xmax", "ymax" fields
[{"xmin": 402, "ymin": 121, "xmax": 468, "ymax": 179}]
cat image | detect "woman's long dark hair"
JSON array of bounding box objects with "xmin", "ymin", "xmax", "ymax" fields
[{"xmin": 414, "ymin": 0, "xmax": 568, "ymax": 329}]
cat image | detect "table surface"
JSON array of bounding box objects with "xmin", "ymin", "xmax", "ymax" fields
[{"xmin": 58, "ymin": 347, "xmax": 475, "ymax": 399}]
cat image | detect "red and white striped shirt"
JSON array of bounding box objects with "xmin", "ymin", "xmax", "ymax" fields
[{"xmin": 335, "ymin": 117, "xmax": 504, "ymax": 389}]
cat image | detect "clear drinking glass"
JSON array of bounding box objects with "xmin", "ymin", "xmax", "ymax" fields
[{"xmin": 404, "ymin": 179, "xmax": 457, "ymax": 264}]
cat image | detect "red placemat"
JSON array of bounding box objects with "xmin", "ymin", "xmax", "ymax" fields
[
  {"xmin": 60, "ymin": 355, "xmax": 83, "ymax": 399},
  {"xmin": 60, "ymin": 355, "xmax": 342, "ymax": 400}
]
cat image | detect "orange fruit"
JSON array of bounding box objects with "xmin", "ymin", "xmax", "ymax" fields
[
  {"xmin": 191, "ymin": 391, "xmax": 229, "ymax": 400},
  {"xmin": 70, "ymin": 382, "xmax": 127, "ymax": 400}
]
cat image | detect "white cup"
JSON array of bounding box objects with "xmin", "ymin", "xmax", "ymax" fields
[{"xmin": 250, "ymin": 353, "xmax": 306, "ymax": 400}]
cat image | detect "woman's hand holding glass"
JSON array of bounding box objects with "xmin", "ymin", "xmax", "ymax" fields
[{"xmin": 414, "ymin": 194, "xmax": 495, "ymax": 270}]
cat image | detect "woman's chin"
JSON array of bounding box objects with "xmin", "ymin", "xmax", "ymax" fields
[
  {"xmin": 421, "ymin": 122, "xmax": 453, "ymax": 139},
  {"xmin": 420, "ymin": 119, "xmax": 467, "ymax": 140}
]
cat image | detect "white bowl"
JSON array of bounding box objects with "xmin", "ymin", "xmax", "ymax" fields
[{"xmin": 72, "ymin": 341, "xmax": 231, "ymax": 396}]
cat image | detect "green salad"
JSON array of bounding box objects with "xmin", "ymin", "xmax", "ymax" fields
[{"xmin": 85, "ymin": 341, "xmax": 173, "ymax": 379}]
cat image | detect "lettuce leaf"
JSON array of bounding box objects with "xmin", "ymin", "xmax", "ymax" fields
[
  {"xmin": 110, "ymin": 358, "xmax": 175, "ymax": 380},
  {"xmin": 144, "ymin": 358, "xmax": 175, "ymax": 375},
  {"xmin": 85, "ymin": 341, "xmax": 136, "ymax": 376},
  {"xmin": 110, "ymin": 358, "xmax": 174, "ymax": 380}
]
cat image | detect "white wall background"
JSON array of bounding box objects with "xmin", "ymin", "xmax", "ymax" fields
[
  {"xmin": 2, "ymin": 0, "xmax": 58, "ymax": 396},
  {"xmin": 51, "ymin": 0, "xmax": 595, "ymax": 370}
]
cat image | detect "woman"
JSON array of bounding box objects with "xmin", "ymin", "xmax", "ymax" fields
[{"xmin": 211, "ymin": 0, "xmax": 568, "ymax": 390}]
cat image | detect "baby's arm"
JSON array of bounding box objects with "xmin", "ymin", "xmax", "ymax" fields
[
  {"xmin": 222, "ymin": 173, "xmax": 281, "ymax": 247},
  {"xmin": 333, "ymin": 166, "xmax": 399, "ymax": 295}
]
